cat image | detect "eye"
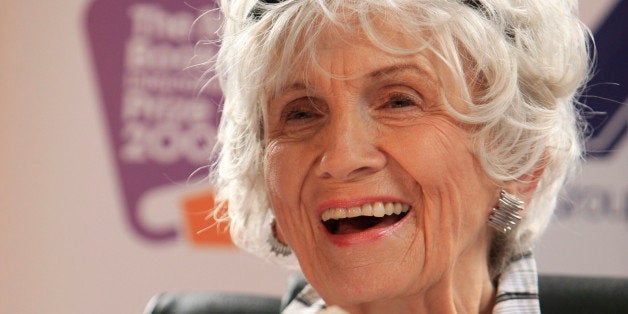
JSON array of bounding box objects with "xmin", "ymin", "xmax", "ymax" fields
[
  {"xmin": 281, "ymin": 98, "xmax": 322, "ymax": 122},
  {"xmin": 267, "ymin": 95, "xmax": 326, "ymax": 139},
  {"xmin": 379, "ymin": 90, "xmax": 424, "ymax": 111},
  {"xmin": 384, "ymin": 93, "xmax": 417, "ymax": 109},
  {"xmin": 285, "ymin": 108, "xmax": 316, "ymax": 121}
]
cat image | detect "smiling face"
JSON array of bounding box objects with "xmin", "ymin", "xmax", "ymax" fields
[{"xmin": 263, "ymin": 29, "xmax": 500, "ymax": 310}]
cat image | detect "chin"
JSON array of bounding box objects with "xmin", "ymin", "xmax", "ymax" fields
[{"xmin": 300, "ymin": 210, "xmax": 427, "ymax": 307}]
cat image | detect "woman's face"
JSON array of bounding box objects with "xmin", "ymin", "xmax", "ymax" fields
[{"xmin": 263, "ymin": 31, "xmax": 499, "ymax": 307}]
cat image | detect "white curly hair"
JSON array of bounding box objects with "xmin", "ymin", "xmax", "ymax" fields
[{"xmin": 206, "ymin": 0, "xmax": 592, "ymax": 277}]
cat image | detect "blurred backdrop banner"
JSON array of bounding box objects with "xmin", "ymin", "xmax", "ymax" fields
[
  {"xmin": 553, "ymin": 0, "xmax": 627, "ymax": 223},
  {"xmin": 87, "ymin": 0, "xmax": 231, "ymax": 246}
]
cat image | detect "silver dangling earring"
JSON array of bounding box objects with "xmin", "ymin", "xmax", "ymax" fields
[
  {"xmin": 268, "ymin": 219, "xmax": 292, "ymax": 257},
  {"xmin": 487, "ymin": 190, "xmax": 525, "ymax": 234}
]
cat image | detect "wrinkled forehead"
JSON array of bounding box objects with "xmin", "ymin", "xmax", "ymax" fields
[{"xmin": 260, "ymin": 13, "xmax": 440, "ymax": 100}]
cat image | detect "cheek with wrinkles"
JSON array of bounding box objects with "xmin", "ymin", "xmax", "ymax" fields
[
  {"xmin": 383, "ymin": 118, "xmax": 484, "ymax": 249},
  {"xmin": 264, "ymin": 141, "xmax": 317, "ymax": 248},
  {"xmin": 263, "ymin": 143, "xmax": 283, "ymax": 195},
  {"xmin": 392, "ymin": 121, "xmax": 488, "ymax": 212},
  {"xmin": 264, "ymin": 142, "xmax": 303, "ymax": 227},
  {"xmin": 384, "ymin": 121, "xmax": 469, "ymax": 179}
]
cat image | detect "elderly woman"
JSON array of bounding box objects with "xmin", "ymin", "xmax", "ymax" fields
[{"xmin": 210, "ymin": 0, "xmax": 590, "ymax": 312}]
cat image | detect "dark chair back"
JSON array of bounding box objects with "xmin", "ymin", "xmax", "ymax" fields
[
  {"xmin": 538, "ymin": 275, "xmax": 628, "ymax": 314},
  {"xmin": 144, "ymin": 292, "xmax": 281, "ymax": 314}
]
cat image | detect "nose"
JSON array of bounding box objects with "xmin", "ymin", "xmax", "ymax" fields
[{"xmin": 315, "ymin": 112, "xmax": 386, "ymax": 181}]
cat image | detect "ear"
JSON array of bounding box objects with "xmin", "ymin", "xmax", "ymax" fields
[{"xmin": 504, "ymin": 163, "xmax": 546, "ymax": 205}]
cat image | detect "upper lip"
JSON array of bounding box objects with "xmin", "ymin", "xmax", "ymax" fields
[{"xmin": 316, "ymin": 196, "xmax": 411, "ymax": 218}]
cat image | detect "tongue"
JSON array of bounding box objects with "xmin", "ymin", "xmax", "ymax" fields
[{"xmin": 335, "ymin": 215, "xmax": 398, "ymax": 235}]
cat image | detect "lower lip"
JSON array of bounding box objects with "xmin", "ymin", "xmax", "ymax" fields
[{"xmin": 320, "ymin": 209, "xmax": 412, "ymax": 247}]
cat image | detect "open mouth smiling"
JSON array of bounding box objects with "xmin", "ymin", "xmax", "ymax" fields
[{"xmin": 321, "ymin": 202, "xmax": 411, "ymax": 235}]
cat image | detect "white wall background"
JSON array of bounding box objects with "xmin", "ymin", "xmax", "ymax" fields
[{"xmin": 1, "ymin": 0, "xmax": 625, "ymax": 313}]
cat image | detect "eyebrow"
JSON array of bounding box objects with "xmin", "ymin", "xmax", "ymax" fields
[
  {"xmin": 275, "ymin": 63, "xmax": 437, "ymax": 97},
  {"xmin": 280, "ymin": 82, "xmax": 308, "ymax": 93},
  {"xmin": 368, "ymin": 63, "xmax": 437, "ymax": 82}
]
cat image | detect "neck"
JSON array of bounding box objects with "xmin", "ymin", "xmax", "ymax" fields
[
  {"xmin": 335, "ymin": 234, "xmax": 496, "ymax": 314},
  {"xmin": 338, "ymin": 273, "xmax": 495, "ymax": 314}
]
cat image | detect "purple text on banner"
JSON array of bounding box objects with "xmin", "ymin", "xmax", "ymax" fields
[{"xmin": 87, "ymin": 0, "xmax": 222, "ymax": 242}]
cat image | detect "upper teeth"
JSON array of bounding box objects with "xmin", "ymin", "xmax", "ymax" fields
[{"xmin": 321, "ymin": 202, "xmax": 410, "ymax": 221}]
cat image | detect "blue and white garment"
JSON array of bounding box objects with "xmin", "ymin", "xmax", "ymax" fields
[
  {"xmin": 492, "ymin": 253, "xmax": 540, "ymax": 313},
  {"xmin": 283, "ymin": 253, "xmax": 540, "ymax": 313}
]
